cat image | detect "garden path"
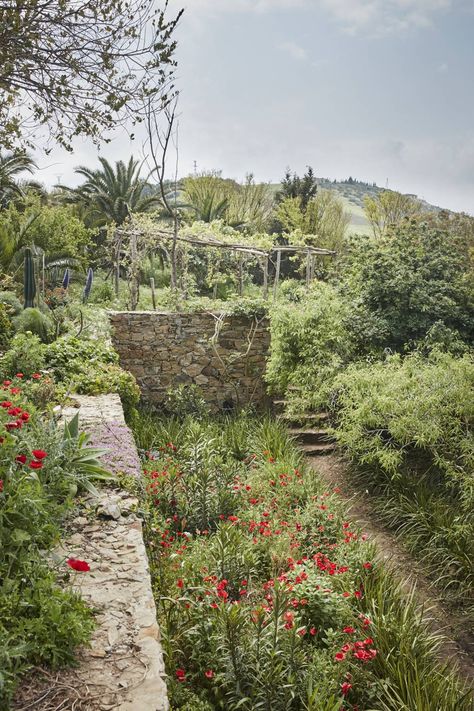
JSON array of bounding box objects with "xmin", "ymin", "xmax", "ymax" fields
[{"xmin": 309, "ymin": 453, "xmax": 474, "ymax": 686}]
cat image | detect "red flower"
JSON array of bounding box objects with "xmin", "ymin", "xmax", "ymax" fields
[
  {"xmin": 0, "ymin": 401, "xmax": 12, "ymax": 408},
  {"xmin": 343, "ymin": 626, "xmax": 355, "ymax": 634},
  {"xmin": 335, "ymin": 652, "xmax": 346, "ymax": 662},
  {"xmin": 32, "ymin": 373, "xmax": 42, "ymax": 379},
  {"xmin": 175, "ymin": 668, "xmax": 186, "ymax": 682},
  {"xmin": 204, "ymin": 670, "xmax": 214, "ymax": 679},
  {"xmin": 16, "ymin": 454, "xmax": 27, "ymax": 464},
  {"xmin": 363, "ymin": 562, "xmax": 372, "ymax": 570},
  {"xmin": 341, "ymin": 682, "xmax": 352, "ymax": 696},
  {"xmin": 32, "ymin": 449, "xmax": 47, "ymax": 459},
  {"xmin": 67, "ymin": 558, "xmax": 90, "ymax": 572},
  {"xmin": 0, "ymin": 479, "xmax": 3, "ymax": 492},
  {"xmin": 29, "ymin": 460, "xmax": 43, "ymax": 469},
  {"xmin": 15, "ymin": 373, "xmax": 24, "ymax": 379},
  {"xmin": 3, "ymin": 380, "xmax": 11, "ymax": 386},
  {"xmin": 176, "ymin": 579, "xmax": 184, "ymax": 589}
]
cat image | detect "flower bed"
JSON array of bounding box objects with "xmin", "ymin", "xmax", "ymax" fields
[
  {"xmin": 133, "ymin": 413, "xmax": 472, "ymax": 711},
  {"xmin": 0, "ymin": 374, "xmax": 104, "ymax": 708}
]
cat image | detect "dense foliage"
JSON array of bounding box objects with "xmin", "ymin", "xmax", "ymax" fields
[
  {"xmin": 131, "ymin": 412, "xmax": 472, "ymax": 711},
  {"xmin": 332, "ymin": 352, "xmax": 474, "ymax": 612}
]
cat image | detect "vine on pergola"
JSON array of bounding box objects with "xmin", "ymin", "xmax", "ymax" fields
[{"xmin": 116, "ymin": 217, "xmax": 336, "ymax": 310}]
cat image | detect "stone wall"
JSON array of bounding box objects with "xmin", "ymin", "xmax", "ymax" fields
[{"xmin": 109, "ymin": 311, "xmax": 270, "ymax": 409}]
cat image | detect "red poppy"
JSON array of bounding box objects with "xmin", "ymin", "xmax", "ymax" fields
[
  {"xmin": 67, "ymin": 558, "xmax": 90, "ymax": 572},
  {"xmin": 176, "ymin": 579, "xmax": 184, "ymax": 589},
  {"xmin": 0, "ymin": 401, "xmax": 12, "ymax": 408},
  {"xmin": 175, "ymin": 668, "xmax": 185, "ymax": 682},
  {"xmin": 204, "ymin": 670, "xmax": 214, "ymax": 679},
  {"xmin": 0, "ymin": 479, "xmax": 3, "ymax": 492},
  {"xmin": 32, "ymin": 449, "xmax": 47, "ymax": 459},
  {"xmin": 15, "ymin": 373, "xmax": 24, "ymax": 379},
  {"xmin": 3, "ymin": 380, "xmax": 11, "ymax": 386},
  {"xmin": 335, "ymin": 652, "xmax": 346, "ymax": 662},
  {"xmin": 363, "ymin": 562, "xmax": 372, "ymax": 570},
  {"xmin": 343, "ymin": 626, "xmax": 355, "ymax": 634},
  {"xmin": 16, "ymin": 454, "xmax": 27, "ymax": 464},
  {"xmin": 29, "ymin": 460, "xmax": 43, "ymax": 469},
  {"xmin": 32, "ymin": 373, "xmax": 42, "ymax": 379},
  {"xmin": 341, "ymin": 682, "xmax": 352, "ymax": 696}
]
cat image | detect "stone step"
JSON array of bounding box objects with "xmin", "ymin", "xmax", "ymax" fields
[
  {"xmin": 288, "ymin": 427, "xmax": 333, "ymax": 444},
  {"xmin": 278, "ymin": 411, "xmax": 330, "ymax": 426},
  {"xmin": 300, "ymin": 442, "xmax": 336, "ymax": 456}
]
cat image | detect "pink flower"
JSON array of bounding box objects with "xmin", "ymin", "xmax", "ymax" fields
[{"xmin": 204, "ymin": 670, "xmax": 214, "ymax": 679}]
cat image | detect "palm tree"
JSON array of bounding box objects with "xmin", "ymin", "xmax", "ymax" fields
[
  {"xmin": 59, "ymin": 156, "xmax": 161, "ymax": 225},
  {"xmin": 0, "ymin": 152, "xmax": 37, "ymax": 209}
]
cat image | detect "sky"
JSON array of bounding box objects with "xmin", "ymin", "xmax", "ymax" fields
[{"xmin": 35, "ymin": 0, "xmax": 474, "ymax": 213}]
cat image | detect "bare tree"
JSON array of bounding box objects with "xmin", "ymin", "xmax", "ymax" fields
[
  {"xmin": 144, "ymin": 97, "xmax": 180, "ymax": 290},
  {"xmin": 0, "ymin": 0, "xmax": 183, "ymax": 151}
]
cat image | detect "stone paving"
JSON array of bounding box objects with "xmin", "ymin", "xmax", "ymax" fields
[{"xmin": 14, "ymin": 395, "xmax": 169, "ymax": 711}]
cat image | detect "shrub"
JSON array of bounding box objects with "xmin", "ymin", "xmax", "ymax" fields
[
  {"xmin": 339, "ymin": 222, "xmax": 474, "ymax": 351},
  {"xmin": 89, "ymin": 280, "xmax": 114, "ymax": 305},
  {"xmin": 266, "ymin": 281, "xmax": 354, "ymax": 412},
  {"xmin": 0, "ymin": 291, "xmax": 22, "ymax": 316},
  {"xmin": 0, "ymin": 303, "xmax": 13, "ymax": 349},
  {"xmin": 331, "ymin": 351, "xmax": 474, "ymax": 608},
  {"xmin": 44, "ymin": 336, "xmax": 118, "ymax": 380},
  {"xmin": 74, "ymin": 363, "xmax": 140, "ymax": 420},
  {"xmin": 0, "ymin": 332, "xmax": 46, "ymax": 379},
  {"xmin": 12, "ymin": 307, "xmax": 54, "ymax": 343},
  {"xmin": 165, "ymin": 384, "xmax": 209, "ymax": 419}
]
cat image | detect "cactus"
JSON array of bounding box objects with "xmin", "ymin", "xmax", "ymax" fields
[
  {"xmin": 24, "ymin": 247, "xmax": 36, "ymax": 308},
  {"xmin": 82, "ymin": 267, "xmax": 93, "ymax": 303},
  {"xmin": 62, "ymin": 267, "xmax": 70, "ymax": 290}
]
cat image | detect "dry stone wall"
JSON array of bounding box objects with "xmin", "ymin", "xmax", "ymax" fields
[{"xmin": 109, "ymin": 311, "xmax": 270, "ymax": 410}]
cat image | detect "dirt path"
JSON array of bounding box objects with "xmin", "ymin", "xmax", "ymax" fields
[{"xmin": 309, "ymin": 453, "xmax": 474, "ymax": 686}]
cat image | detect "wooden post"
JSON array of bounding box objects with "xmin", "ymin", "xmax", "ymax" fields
[
  {"xmin": 130, "ymin": 230, "xmax": 138, "ymax": 311},
  {"xmin": 41, "ymin": 253, "xmax": 45, "ymax": 298},
  {"xmin": 150, "ymin": 277, "xmax": 156, "ymax": 310},
  {"xmin": 306, "ymin": 250, "xmax": 311, "ymax": 288},
  {"xmin": 273, "ymin": 249, "xmax": 281, "ymax": 301},
  {"xmin": 238, "ymin": 254, "xmax": 244, "ymax": 296},
  {"xmin": 262, "ymin": 256, "xmax": 269, "ymax": 299},
  {"xmin": 310, "ymin": 254, "xmax": 315, "ymax": 281}
]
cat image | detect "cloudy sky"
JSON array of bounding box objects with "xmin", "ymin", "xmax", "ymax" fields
[{"xmin": 36, "ymin": 0, "xmax": 474, "ymax": 213}]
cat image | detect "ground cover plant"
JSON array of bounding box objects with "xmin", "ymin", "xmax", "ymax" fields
[
  {"xmin": 131, "ymin": 411, "xmax": 473, "ymax": 711},
  {"xmin": 0, "ymin": 374, "xmax": 112, "ymax": 706}
]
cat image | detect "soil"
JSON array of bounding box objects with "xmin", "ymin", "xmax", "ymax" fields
[{"xmin": 309, "ymin": 452, "xmax": 474, "ymax": 686}]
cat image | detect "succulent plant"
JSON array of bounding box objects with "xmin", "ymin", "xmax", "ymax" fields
[
  {"xmin": 82, "ymin": 267, "xmax": 93, "ymax": 303},
  {"xmin": 24, "ymin": 247, "xmax": 36, "ymax": 308}
]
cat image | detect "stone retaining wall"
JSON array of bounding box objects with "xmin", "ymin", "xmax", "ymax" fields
[{"xmin": 109, "ymin": 311, "xmax": 270, "ymax": 409}]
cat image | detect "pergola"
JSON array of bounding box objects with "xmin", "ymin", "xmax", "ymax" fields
[{"xmin": 116, "ymin": 225, "xmax": 336, "ymax": 302}]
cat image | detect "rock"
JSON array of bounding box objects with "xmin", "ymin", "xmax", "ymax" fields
[{"xmin": 97, "ymin": 501, "xmax": 122, "ymax": 520}]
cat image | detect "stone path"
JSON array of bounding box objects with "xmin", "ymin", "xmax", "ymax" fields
[{"xmin": 14, "ymin": 395, "xmax": 169, "ymax": 711}]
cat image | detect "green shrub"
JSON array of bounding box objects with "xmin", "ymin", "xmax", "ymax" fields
[
  {"xmin": 0, "ymin": 332, "xmax": 46, "ymax": 378},
  {"xmin": 74, "ymin": 363, "xmax": 140, "ymax": 420},
  {"xmin": 0, "ymin": 291, "xmax": 22, "ymax": 316},
  {"xmin": 332, "ymin": 351, "xmax": 474, "ymax": 608},
  {"xmin": 266, "ymin": 281, "xmax": 354, "ymax": 412},
  {"xmin": 44, "ymin": 336, "xmax": 118, "ymax": 380},
  {"xmin": 89, "ymin": 280, "xmax": 114, "ymax": 305},
  {"xmin": 12, "ymin": 307, "xmax": 54, "ymax": 343},
  {"xmin": 165, "ymin": 384, "xmax": 209, "ymax": 419},
  {"xmin": 0, "ymin": 303, "xmax": 13, "ymax": 349}
]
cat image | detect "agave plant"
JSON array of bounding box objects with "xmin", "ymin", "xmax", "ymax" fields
[{"xmin": 62, "ymin": 413, "xmax": 113, "ymax": 496}]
